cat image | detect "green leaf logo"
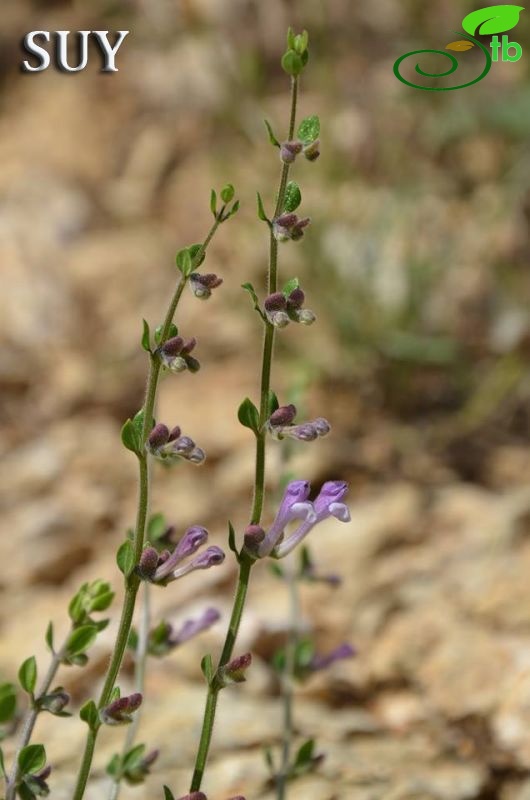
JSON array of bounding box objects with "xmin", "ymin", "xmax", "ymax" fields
[{"xmin": 462, "ymin": 4, "xmax": 524, "ymax": 36}]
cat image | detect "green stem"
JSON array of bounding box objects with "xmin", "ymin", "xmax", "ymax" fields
[
  {"xmin": 189, "ymin": 75, "xmax": 299, "ymax": 794},
  {"xmin": 6, "ymin": 640, "xmax": 69, "ymax": 800},
  {"xmin": 72, "ymin": 218, "xmax": 221, "ymax": 800},
  {"xmin": 276, "ymin": 562, "xmax": 299, "ymax": 799}
]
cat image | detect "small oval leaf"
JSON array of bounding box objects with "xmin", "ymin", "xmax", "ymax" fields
[
  {"xmin": 18, "ymin": 744, "xmax": 46, "ymax": 776},
  {"xmin": 18, "ymin": 657, "xmax": 37, "ymax": 695}
]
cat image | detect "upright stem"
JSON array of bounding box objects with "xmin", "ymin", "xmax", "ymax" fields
[
  {"xmin": 6, "ymin": 641, "xmax": 69, "ymax": 799},
  {"xmin": 72, "ymin": 218, "xmax": 221, "ymax": 800},
  {"xmin": 108, "ymin": 583, "xmax": 151, "ymax": 800},
  {"xmin": 276, "ymin": 562, "xmax": 299, "ymax": 800},
  {"xmin": 189, "ymin": 76, "xmax": 299, "ymax": 793}
]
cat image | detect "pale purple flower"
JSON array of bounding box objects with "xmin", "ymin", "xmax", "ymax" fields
[
  {"xmin": 152, "ymin": 526, "xmax": 209, "ymax": 582},
  {"xmin": 168, "ymin": 607, "xmax": 221, "ymax": 647},
  {"xmin": 270, "ymin": 480, "xmax": 350, "ymax": 560},
  {"xmin": 146, "ymin": 423, "xmax": 206, "ymax": 465},
  {"xmin": 256, "ymin": 480, "xmax": 314, "ymax": 558},
  {"xmin": 267, "ymin": 404, "xmax": 331, "ymax": 443}
]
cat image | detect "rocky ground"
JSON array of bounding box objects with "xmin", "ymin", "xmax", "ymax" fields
[{"xmin": 1, "ymin": 1, "xmax": 530, "ymax": 799}]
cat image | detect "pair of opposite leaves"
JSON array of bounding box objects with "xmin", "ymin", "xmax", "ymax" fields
[{"xmin": 446, "ymin": 4, "xmax": 524, "ymax": 51}]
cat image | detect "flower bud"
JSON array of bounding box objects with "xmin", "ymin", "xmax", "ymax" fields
[
  {"xmin": 190, "ymin": 272, "xmax": 223, "ymax": 300},
  {"xmin": 138, "ymin": 546, "xmax": 160, "ymax": 580},
  {"xmin": 303, "ymin": 138, "xmax": 320, "ymax": 161},
  {"xmin": 180, "ymin": 337, "xmax": 197, "ymax": 355},
  {"xmin": 184, "ymin": 355, "xmax": 201, "ymax": 373},
  {"xmin": 175, "ymin": 526, "xmax": 209, "ymax": 560},
  {"xmin": 40, "ymin": 688, "xmax": 70, "ymax": 714},
  {"xmin": 290, "ymin": 216, "xmax": 311, "ymax": 241},
  {"xmin": 280, "ymin": 140, "xmax": 302, "ymax": 164},
  {"xmin": 264, "ymin": 292, "xmax": 287, "ymax": 312},
  {"xmin": 219, "ymin": 652, "xmax": 252, "ymax": 685},
  {"xmin": 287, "ymin": 287, "xmax": 305, "ymax": 309},
  {"xmin": 161, "ymin": 336, "xmax": 184, "ymax": 357},
  {"xmin": 148, "ymin": 423, "xmax": 170, "ymax": 450},
  {"xmin": 313, "ymin": 417, "xmax": 331, "ymax": 436},
  {"xmin": 243, "ymin": 524, "xmax": 266, "ymax": 556},
  {"xmin": 172, "ymin": 436, "xmax": 195, "ymax": 455},
  {"xmin": 176, "ymin": 793, "xmax": 207, "ymax": 800},
  {"xmin": 269, "ymin": 404, "xmax": 297, "ymax": 426},
  {"xmin": 291, "ymin": 423, "xmax": 318, "ymax": 441},
  {"xmin": 100, "ymin": 693, "xmax": 142, "ymax": 726},
  {"xmin": 167, "ymin": 426, "xmax": 181, "ymax": 442},
  {"xmin": 188, "ymin": 447, "xmax": 206, "ymax": 464},
  {"xmin": 295, "ymin": 308, "xmax": 317, "ymax": 325},
  {"xmin": 271, "ymin": 311, "xmax": 290, "ymax": 328}
]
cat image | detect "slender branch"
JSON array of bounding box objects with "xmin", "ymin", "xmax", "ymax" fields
[
  {"xmin": 72, "ymin": 217, "xmax": 222, "ymax": 800},
  {"xmin": 108, "ymin": 582, "xmax": 151, "ymax": 800},
  {"xmin": 5, "ymin": 641, "xmax": 69, "ymax": 799},
  {"xmin": 189, "ymin": 75, "xmax": 299, "ymax": 794}
]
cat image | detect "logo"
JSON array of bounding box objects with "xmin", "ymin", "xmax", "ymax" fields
[{"xmin": 394, "ymin": 4, "xmax": 524, "ymax": 90}]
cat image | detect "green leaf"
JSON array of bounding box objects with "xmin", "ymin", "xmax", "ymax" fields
[
  {"xmin": 106, "ymin": 753, "xmax": 122, "ymax": 779},
  {"xmin": 227, "ymin": 199, "xmax": 240, "ymax": 218},
  {"xmin": 147, "ymin": 512, "xmax": 166, "ymax": 542},
  {"xmin": 121, "ymin": 419, "xmax": 139, "ymax": 455},
  {"xmin": 188, "ymin": 243, "xmax": 205, "ymax": 267},
  {"xmin": 264, "ymin": 119, "xmax": 280, "ymax": 148},
  {"xmin": 282, "ymin": 277, "xmax": 300, "ymax": 297},
  {"xmin": 287, "ymin": 27, "xmax": 296, "ymax": 50},
  {"xmin": 283, "ymin": 181, "xmax": 302, "ymax": 213},
  {"xmin": 210, "ymin": 188, "xmax": 217, "ymax": 217},
  {"xmin": 163, "ymin": 787, "xmax": 176, "ymax": 800},
  {"xmin": 200, "ymin": 654, "xmax": 213, "ymax": 684},
  {"xmin": 65, "ymin": 625, "xmax": 98, "ymax": 658},
  {"xmin": 45, "ymin": 622, "xmax": 54, "ymax": 654},
  {"xmin": 123, "ymin": 743, "xmax": 146, "ymax": 771},
  {"xmin": 19, "ymin": 657, "xmax": 37, "ymax": 696},
  {"xmin": 140, "ymin": 319, "xmax": 151, "ymax": 353},
  {"xmin": 462, "ymin": 4, "xmax": 524, "ymax": 35},
  {"xmin": 237, "ymin": 397, "xmax": 260, "ymax": 434},
  {"xmin": 154, "ymin": 322, "xmax": 178, "ymax": 346},
  {"xmin": 294, "ymin": 737, "xmax": 315, "ymax": 768},
  {"xmin": 79, "ymin": 699, "xmax": 98, "ymax": 729},
  {"xmin": 297, "ymin": 115, "xmax": 320, "ymax": 144},
  {"xmin": 256, "ymin": 192, "xmax": 269, "ymax": 222},
  {"xmin": 281, "ymin": 49, "xmax": 303, "ymax": 76},
  {"xmin": 227, "ymin": 521, "xmax": 239, "ymax": 561},
  {"xmin": 0, "ymin": 747, "xmax": 5, "ymax": 778},
  {"xmin": 18, "ymin": 744, "xmax": 46, "ymax": 776},
  {"xmin": 220, "ymin": 183, "xmax": 235, "ymax": 203},
  {"xmin": 176, "ymin": 247, "xmax": 192, "ymax": 277},
  {"xmin": 267, "ymin": 390, "xmax": 279, "ymax": 416},
  {"xmin": 117, "ymin": 540, "xmax": 135, "ymax": 578},
  {"xmin": 0, "ymin": 683, "xmax": 17, "ymax": 723}
]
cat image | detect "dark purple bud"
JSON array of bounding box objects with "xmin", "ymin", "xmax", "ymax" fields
[
  {"xmin": 220, "ymin": 652, "xmax": 252, "ymax": 685},
  {"xmin": 36, "ymin": 766, "xmax": 52, "ymax": 781},
  {"xmin": 184, "ymin": 355, "xmax": 201, "ymax": 373},
  {"xmin": 141, "ymin": 749, "xmax": 159, "ymax": 768},
  {"xmin": 148, "ymin": 423, "xmax": 170, "ymax": 449},
  {"xmin": 264, "ymin": 292, "xmax": 287, "ymax": 312},
  {"xmin": 161, "ymin": 335, "xmax": 184, "ymax": 356},
  {"xmin": 303, "ymin": 138, "xmax": 320, "ymax": 161},
  {"xmin": 310, "ymin": 643, "xmax": 356, "ymax": 672},
  {"xmin": 138, "ymin": 546, "xmax": 160, "ymax": 579},
  {"xmin": 313, "ymin": 417, "xmax": 331, "ymax": 436},
  {"xmin": 167, "ymin": 426, "xmax": 182, "ymax": 442},
  {"xmin": 192, "ymin": 273, "xmax": 223, "ymax": 289},
  {"xmin": 275, "ymin": 212, "xmax": 298, "ymax": 229},
  {"xmin": 269, "ymin": 404, "xmax": 297, "ymax": 427},
  {"xmin": 180, "ymin": 337, "xmax": 197, "ymax": 355},
  {"xmin": 100, "ymin": 693, "xmax": 143, "ymax": 725},
  {"xmin": 243, "ymin": 524, "xmax": 266, "ymax": 556},
  {"xmin": 287, "ymin": 287, "xmax": 305, "ymax": 309}
]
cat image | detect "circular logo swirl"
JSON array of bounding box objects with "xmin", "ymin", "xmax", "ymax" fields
[{"xmin": 393, "ymin": 32, "xmax": 492, "ymax": 91}]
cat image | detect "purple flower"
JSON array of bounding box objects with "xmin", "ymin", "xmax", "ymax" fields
[
  {"xmin": 218, "ymin": 652, "xmax": 252, "ymax": 685},
  {"xmin": 271, "ymin": 480, "xmax": 350, "ymax": 559},
  {"xmin": 266, "ymin": 405, "xmax": 331, "ymax": 443},
  {"xmin": 177, "ymin": 794, "xmax": 207, "ymax": 800},
  {"xmin": 190, "ymin": 272, "xmax": 223, "ymax": 300},
  {"xmin": 309, "ymin": 643, "xmax": 356, "ymax": 672},
  {"xmin": 158, "ymin": 335, "xmax": 200, "ymax": 373},
  {"xmin": 152, "ymin": 526, "xmax": 209, "ymax": 582},
  {"xmin": 272, "ymin": 213, "xmax": 311, "ymax": 243},
  {"xmin": 280, "ymin": 139, "xmax": 303, "ymax": 164},
  {"xmin": 168, "ymin": 607, "xmax": 221, "ymax": 647},
  {"xmin": 256, "ymin": 480, "xmax": 314, "ymax": 558}
]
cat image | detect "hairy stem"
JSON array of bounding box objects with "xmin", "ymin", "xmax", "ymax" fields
[
  {"xmin": 6, "ymin": 641, "xmax": 69, "ymax": 799},
  {"xmin": 72, "ymin": 218, "xmax": 221, "ymax": 800},
  {"xmin": 189, "ymin": 75, "xmax": 299, "ymax": 793}
]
